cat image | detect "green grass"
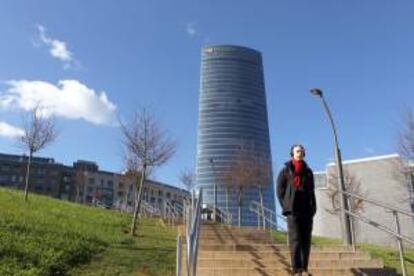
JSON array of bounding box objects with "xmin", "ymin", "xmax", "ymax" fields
[
  {"xmin": 273, "ymin": 230, "xmax": 414, "ymax": 275},
  {"xmin": 0, "ymin": 187, "xmax": 177, "ymax": 276}
]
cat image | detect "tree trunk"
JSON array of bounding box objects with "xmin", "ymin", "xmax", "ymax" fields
[
  {"xmin": 226, "ymin": 187, "xmax": 229, "ymax": 214},
  {"xmin": 124, "ymin": 186, "xmax": 130, "ymax": 211},
  {"xmin": 238, "ymin": 187, "xmax": 242, "ymax": 227},
  {"xmin": 24, "ymin": 152, "xmax": 32, "ymax": 202},
  {"xmin": 76, "ymin": 182, "xmax": 80, "ymax": 203},
  {"xmin": 258, "ymin": 185, "xmax": 265, "ymax": 229},
  {"xmin": 130, "ymin": 166, "xmax": 146, "ymax": 235}
]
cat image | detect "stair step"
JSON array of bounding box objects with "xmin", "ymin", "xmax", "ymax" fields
[
  {"xmin": 185, "ymin": 267, "xmax": 396, "ymax": 276},
  {"xmin": 178, "ymin": 224, "xmax": 394, "ymax": 275},
  {"xmin": 184, "ymin": 251, "xmax": 371, "ymax": 260},
  {"xmin": 191, "ymin": 244, "xmax": 356, "ymax": 252},
  {"xmin": 190, "ymin": 258, "xmax": 383, "ymax": 269}
]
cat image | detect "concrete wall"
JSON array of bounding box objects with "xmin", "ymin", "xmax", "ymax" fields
[{"xmin": 313, "ymin": 154, "xmax": 414, "ymax": 248}]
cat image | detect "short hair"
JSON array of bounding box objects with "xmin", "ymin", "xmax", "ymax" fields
[{"xmin": 290, "ymin": 144, "xmax": 306, "ymax": 157}]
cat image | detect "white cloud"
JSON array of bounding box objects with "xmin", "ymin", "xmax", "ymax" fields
[
  {"xmin": 186, "ymin": 23, "xmax": 198, "ymax": 37},
  {"xmin": 36, "ymin": 24, "xmax": 79, "ymax": 69},
  {"xmin": 0, "ymin": 80, "xmax": 117, "ymax": 125},
  {"xmin": 0, "ymin": 121, "xmax": 24, "ymax": 138}
]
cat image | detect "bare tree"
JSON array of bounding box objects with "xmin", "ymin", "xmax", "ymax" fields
[
  {"xmin": 19, "ymin": 105, "xmax": 57, "ymax": 202},
  {"xmin": 398, "ymin": 108, "xmax": 414, "ymax": 161},
  {"xmin": 179, "ymin": 168, "xmax": 195, "ymax": 192},
  {"xmin": 326, "ymin": 167, "xmax": 365, "ymax": 238},
  {"xmin": 74, "ymin": 168, "xmax": 87, "ymax": 203},
  {"xmin": 326, "ymin": 168, "xmax": 364, "ymax": 215},
  {"xmin": 223, "ymin": 145, "xmax": 257, "ymax": 227},
  {"xmin": 396, "ymin": 108, "xmax": 414, "ymax": 210},
  {"xmin": 120, "ymin": 108, "xmax": 176, "ymax": 236},
  {"xmin": 252, "ymin": 154, "xmax": 272, "ymax": 228},
  {"xmin": 119, "ymin": 170, "xmax": 138, "ymax": 209}
]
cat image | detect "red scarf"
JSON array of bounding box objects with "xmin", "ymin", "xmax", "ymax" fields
[{"xmin": 292, "ymin": 159, "xmax": 303, "ymax": 190}]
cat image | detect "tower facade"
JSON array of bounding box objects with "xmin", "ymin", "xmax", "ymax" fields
[{"xmin": 195, "ymin": 45, "xmax": 275, "ymax": 226}]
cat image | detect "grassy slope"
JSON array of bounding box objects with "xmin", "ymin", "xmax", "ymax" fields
[
  {"xmin": 0, "ymin": 187, "xmax": 176, "ymax": 276},
  {"xmin": 273, "ymin": 230, "xmax": 414, "ymax": 275}
]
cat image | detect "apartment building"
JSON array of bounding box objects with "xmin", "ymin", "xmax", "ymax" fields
[{"xmin": 0, "ymin": 152, "xmax": 189, "ymax": 212}]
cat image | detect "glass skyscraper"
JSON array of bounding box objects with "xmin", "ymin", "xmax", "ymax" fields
[{"xmin": 195, "ymin": 45, "xmax": 275, "ymax": 226}]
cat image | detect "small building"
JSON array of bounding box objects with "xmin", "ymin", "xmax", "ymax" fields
[{"xmin": 313, "ymin": 154, "xmax": 414, "ymax": 248}]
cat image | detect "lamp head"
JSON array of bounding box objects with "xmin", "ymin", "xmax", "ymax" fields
[{"xmin": 310, "ymin": 88, "xmax": 323, "ymax": 97}]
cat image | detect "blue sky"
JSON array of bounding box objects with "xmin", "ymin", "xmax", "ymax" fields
[{"xmin": 0, "ymin": 0, "xmax": 413, "ymax": 188}]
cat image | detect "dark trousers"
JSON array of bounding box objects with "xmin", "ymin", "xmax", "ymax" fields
[{"xmin": 287, "ymin": 214, "xmax": 313, "ymax": 273}]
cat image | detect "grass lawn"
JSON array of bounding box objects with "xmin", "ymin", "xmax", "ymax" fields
[
  {"xmin": 0, "ymin": 187, "xmax": 177, "ymax": 276},
  {"xmin": 273, "ymin": 230, "xmax": 414, "ymax": 275}
]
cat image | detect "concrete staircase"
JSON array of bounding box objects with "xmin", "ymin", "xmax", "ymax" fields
[{"xmin": 180, "ymin": 223, "xmax": 396, "ymax": 276}]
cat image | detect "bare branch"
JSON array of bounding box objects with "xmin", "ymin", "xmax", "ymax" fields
[
  {"xmin": 20, "ymin": 104, "xmax": 57, "ymax": 154},
  {"xmin": 179, "ymin": 168, "xmax": 195, "ymax": 191},
  {"xmin": 119, "ymin": 107, "xmax": 176, "ymax": 235},
  {"xmin": 326, "ymin": 168, "xmax": 365, "ymax": 215},
  {"xmin": 120, "ymin": 108, "xmax": 176, "ymax": 170},
  {"xmin": 397, "ymin": 108, "xmax": 414, "ymax": 162},
  {"xmin": 18, "ymin": 104, "xmax": 58, "ymax": 202}
]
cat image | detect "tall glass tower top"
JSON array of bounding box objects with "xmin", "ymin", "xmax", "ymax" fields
[{"xmin": 195, "ymin": 45, "xmax": 275, "ymax": 226}]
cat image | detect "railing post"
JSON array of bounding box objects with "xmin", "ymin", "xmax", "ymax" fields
[
  {"xmin": 176, "ymin": 235, "xmax": 182, "ymax": 276},
  {"xmin": 393, "ymin": 211, "xmax": 407, "ymax": 276},
  {"xmin": 347, "ymin": 197, "xmax": 356, "ymax": 252}
]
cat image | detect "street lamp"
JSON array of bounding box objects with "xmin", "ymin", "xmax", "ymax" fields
[
  {"xmin": 209, "ymin": 158, "xmax": 217, "ymax": 222},
  {"xmin": 310, "ymin": 88, "xmax": 353, "ymax": 246}
]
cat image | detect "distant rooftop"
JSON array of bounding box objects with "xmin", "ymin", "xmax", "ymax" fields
[
  {"xmin": 327, "ymin": 153, "xmax": 400, "ymax": 166},
  {"xmin": 0, "ymin": 153, "xmax": 56, "ymax": 164}
]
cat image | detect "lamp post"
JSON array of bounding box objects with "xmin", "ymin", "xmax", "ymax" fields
[
  {"xmin": 209, "ymin": 158, "xmax": 217, "ymax": 222},
  {"xmin": 310, "ymin": 88, "xmax": 352, "ymax": 246}
]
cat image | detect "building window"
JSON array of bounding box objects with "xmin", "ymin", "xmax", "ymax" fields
[
  {"xmin": 158, "ymin": 190, "xmax": 163, "ymax": 196},
  {"xmin": 35, "ymin": 186, "xmax": 43, "ymax": 191},
  {"xmin": 166, "ymin": 192, "xmax": 171, "ymax": 199},
  {"xmin": 1, "ymin": 165, "xmax": 10, "ymax": 172},
  {"xmin": 88, "ymin": 178, "xmax": 95, "ymax": 185},
  {"xmin": 107, "ymin": 180, "xmax": 113, "ymax": 188}
]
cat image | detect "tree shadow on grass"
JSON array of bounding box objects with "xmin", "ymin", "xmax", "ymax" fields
[
  {"xmin": 405, "ymin": 256, "xmax": 414, "ymax": 265},
  {"xmin": 113, "ymin": 244, "xmax": 176, "ymax": 253}
]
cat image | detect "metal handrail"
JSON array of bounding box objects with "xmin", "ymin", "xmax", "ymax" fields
[
  {"xmin": 340, "ymin": 190, "xmax": 414, "ymax": 218},
  {"xmin": 141, "ymin": 200, "xmax": 161, "ymax": 216},
  {"xmin": 249, "ymin": 200, "xmax": 286, "ymax": 231},
  {"xmin": 164, "ymin": 200, "xmax": 180, "ymax": 224},
  {"xmin": 203, "ymin": 204, "xmax": 232, "ymax": 225},
  {"xmin": 217, "ymin": 208, "xmax": 232, "ymax": 225},
  {"xmin": 177, "ymin": 188, "xmax": 203, "ymax": 276},
  {"xmin": 336, "ymin": 189, "xmax": 414, "ymax": 276}
]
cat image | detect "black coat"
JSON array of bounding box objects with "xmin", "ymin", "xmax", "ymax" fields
[{"xmin": 277, "ymin": 160, "xmax": 317, "ymax": 217}]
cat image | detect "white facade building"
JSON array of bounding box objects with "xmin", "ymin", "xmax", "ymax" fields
[{"xmin": 313, "ymin": 154, "xmax": 414, "ymax": 248}]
